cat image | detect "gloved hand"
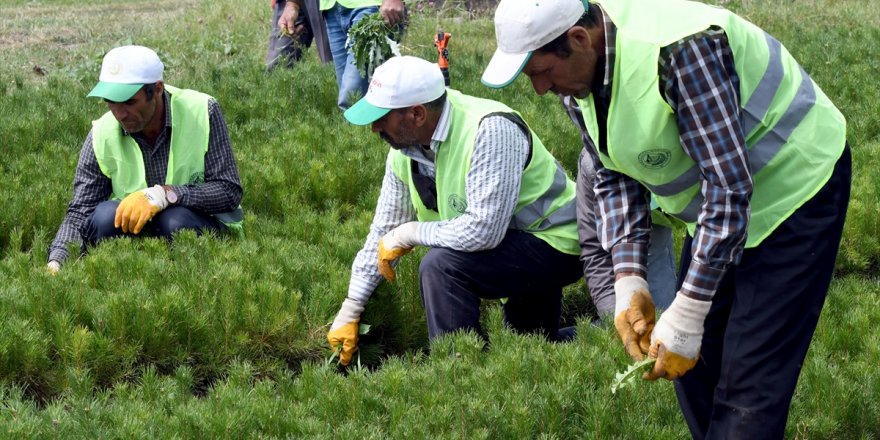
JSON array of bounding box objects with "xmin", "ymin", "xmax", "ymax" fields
[
  {"xmin": 47, "ymin": 260, "xmax": 61, "ymax": 275},
  {"xmin": 377, "ymin": 222, "xmax": 419, "ymax": 282},
  {"xmin": 327, "ymin": 297, "xmax": 366, "ymax": 366},
  {"xmin": 614, "ymin": 276, "xmax": 656, "ymax": 360},
  {"xmin": 644, "ymin": 293, "xmax": 711, "ymax": 381},
  {"xmin": 114, "ymin": 185, "xmax": 169, "ymax": 235}
]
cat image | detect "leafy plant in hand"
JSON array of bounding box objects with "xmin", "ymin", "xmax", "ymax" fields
[
  {"xmin": 610, "ymin": 357, "xmax": 655, "ymax": 394},
  {"xmin": 347, "ymin": 12, "xmax": 403, "ymax": 77}
]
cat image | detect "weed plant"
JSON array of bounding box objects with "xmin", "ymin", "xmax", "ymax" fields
[{"xmin": 0, "ymin": 0, "xmax": 878, "ymax": 437}]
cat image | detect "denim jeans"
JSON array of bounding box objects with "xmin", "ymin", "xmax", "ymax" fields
[
  {"xmin": 323, "ymin": 3, "xmax": 378, "ymax": 110},
  {"xmin": 645, "ymin": 223, "xmax": 677, "ymax": 310},
  {"xmin": 81, "ymin": 200, "xmax": 223, "ymax": 251}
]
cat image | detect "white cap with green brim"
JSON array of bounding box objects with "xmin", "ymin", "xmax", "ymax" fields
[
  {"xmin": 87, "ymin": 45, "xmax": 164, "ymax": 102},
  {"xmin": 481, "ymin": 0, "xmax": 588, "ymax": 88},
  {"xmin": 344, "ymin": 56, "xmax": 446, "ymax": 126}
]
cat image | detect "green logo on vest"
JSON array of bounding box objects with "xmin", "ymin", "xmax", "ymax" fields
[
  {"xmin": 448, "ymin": 194, "xmax": 467, "ymax": 214},
  {"xmin": 638, "ymin": 149, "xmax": 672, "ymax": 169},
  {"xmin": 189, "ymin": 172, "xmax": 205, "ymax": 184}
]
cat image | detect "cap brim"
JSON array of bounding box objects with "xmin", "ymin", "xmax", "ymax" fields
[
  {"xmin": 481, "ymin": 50, "xmax": 532, "ymax": 88},
  {"xmin": 344, "ymin": 98, "xmax": 392, "ymax": 126},
  {"xmin": 86, "ymin": 81, "xmax": 143, "ymax": 102}
]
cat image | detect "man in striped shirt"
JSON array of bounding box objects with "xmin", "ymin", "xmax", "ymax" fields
[
  {"xmin": 326, "ymin": 56, "xmax": 583, "ymax": 366},
  {"xmin": 484, "ymin": 0, "xmax": 850, "ymax": 437}
]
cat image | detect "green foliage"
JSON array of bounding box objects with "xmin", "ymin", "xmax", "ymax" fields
[
  {"xmin": 610, "ymin": 357, "xmax": 655, "ymax": 394},
  {"xmin": 0, "ymin": 0, "xmax": 878, "ymax": 438},
  {"xmin": 348, "ymin": 12, "xmax": 404, "ymax": 77}
]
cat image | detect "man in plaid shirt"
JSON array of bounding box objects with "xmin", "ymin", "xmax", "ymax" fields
[
  {"xmin": 48, "ymin": 46, "xmax": 243, "ymax": 273},
  {"xmin": 484, "ymin": 0, "xmax": 850, "ymax": 437}
]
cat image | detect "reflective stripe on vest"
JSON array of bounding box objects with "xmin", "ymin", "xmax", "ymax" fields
[
  {"xmin": 582, "ymin": 0, "xmax": 845, "ymax": 245},
  {"xmin": 641, "ymin": 35, "xmax": 818, "ymax": 204},
  {"xmin": 509, "ymin": 161, "xmax": 577, "ymax": 231},
  {"xmin": 390, "ymin": 90, "xmax": 579, "ymax": 255}
]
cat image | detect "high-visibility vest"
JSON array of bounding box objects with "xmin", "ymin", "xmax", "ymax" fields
[
  {"xmin": 319, "ymin": 0, "xmax": 381, "ymax": 11},
  {"xmin": 92, "ymin": 85, "xmax": 244, "ymax": 233},
  {"xmin": 579, "ymin": 0, "xmax": 846, "ymax": 247},
  {"xmin": 390, "ymin": 89, "xmax": 580, "ymax": 255}
]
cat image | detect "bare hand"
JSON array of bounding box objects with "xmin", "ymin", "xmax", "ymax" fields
[
  {"xmin": 278, "ymin": 1, "xmax": 305, "ymax": 37},
  {"xmin": 379, "ymin": 0, "xmax": 405, "ymax": 26}
]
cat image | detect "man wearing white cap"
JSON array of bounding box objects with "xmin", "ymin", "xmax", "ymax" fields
[
  {"xmin": 326, "ymin": 55, "xmax": 583, "ymax": 365},
  {"xmin": 48, "ymin": 45, "xmax": 243, "ymax": 273},
  {"xmin": 483, "ymin": 0, "xmax": 850, "ymax": 437}
]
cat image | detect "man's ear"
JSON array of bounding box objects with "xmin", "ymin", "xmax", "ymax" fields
[
  {"xmin": 566, "ymin": 26, "xmax": 592, "ymax": 53},
  {"xmin": 411, "ymin": 104, "xmax": 428, "ymax": 127},
  {"xmin": 155, "ymin": 80, "xmax": 165, "ymax": 95}
]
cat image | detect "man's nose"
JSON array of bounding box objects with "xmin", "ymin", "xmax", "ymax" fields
[
  {"xmin": 108, "ymin": 104, "xmax": 127, "ymax": 121},
  {"xmin": 530, "ymin": 77, "xmax": 551, "ymax": 96}
]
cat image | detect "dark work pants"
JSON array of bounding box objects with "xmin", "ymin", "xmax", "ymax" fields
[
  {"xmin": 265, "ymin": 1, "xmax": 313, "ymax": 70},
  {"xmin": 418, "ymin": 229, "xmax": 583, "ymax": 342},
  {"xmin": 675, "ymin": 146, "xmax": 851, "ymax": 439},
  {"xmin": 82, "ymin": 200, "xmax": 224, "ymax": 250}
]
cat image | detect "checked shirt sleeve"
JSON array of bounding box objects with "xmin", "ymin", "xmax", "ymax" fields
[
  {"xmin": 660, "ymin": 31, "xmax": 753, "ymax": 301},
  {"xmin": 48, "ymin": 131, "xmax": 112, "ymax": 263}
]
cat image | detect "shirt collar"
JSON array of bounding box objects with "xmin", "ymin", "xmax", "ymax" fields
[{"xmin": 598, "ymin": 4, "xmax": 616, "ymax": 92}]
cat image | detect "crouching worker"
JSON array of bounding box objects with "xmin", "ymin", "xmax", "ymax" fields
[
  {"xmin": 327, "ymin": 56, "xmax": 583, "ymax": 365},
  {"xmin": 47, "ymin": 45, "xmax": 243, "ymax": 273}
]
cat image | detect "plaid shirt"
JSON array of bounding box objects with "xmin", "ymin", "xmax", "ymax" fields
[
  {"xmin": 564, "ymin": 5, "xmax": 751, "ymax": 301},
  {"xmin": 49, "ymin": 90, "xmax": 243, "ymax": 263}
]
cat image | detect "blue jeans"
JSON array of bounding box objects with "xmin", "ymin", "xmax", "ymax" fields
[
  {"xmin": 323, "ymin": 4, "xmax": 378, "ymax": 110},
  {"xmin": 646, "ymin": 223, "xmax": 677, "ymax": 310},
  {"xmin": 82, "ymin": 200, "xmax": 223, "ymax": 250}
]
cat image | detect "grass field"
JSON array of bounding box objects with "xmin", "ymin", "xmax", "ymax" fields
[{"xmin": 1, "ymin": 0, "xmax": 879, "ymax": 437}]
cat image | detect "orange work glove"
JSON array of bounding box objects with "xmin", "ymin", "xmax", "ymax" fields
[
  {"xmin": 327, "ymin": 298, "xmax": 366, "ymax": 366},
  {"xmin": 114, "ymin": 185, "xmax": 169, "ymax": 234},
  {"xmin": 614, "ymin": 276, "xmax": 656, "ymax": 361},
  {"xmin": 377, "ymin": 222, "xmax": 419, "ymax": 282},
  {"xmin": 644, "ymin": 293, "xmax": 711, "ymax": 381}
]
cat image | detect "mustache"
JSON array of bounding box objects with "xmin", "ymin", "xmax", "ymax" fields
[{"xmin": 379, "ymin": 132, "xmax": 409, "ymax": 150}]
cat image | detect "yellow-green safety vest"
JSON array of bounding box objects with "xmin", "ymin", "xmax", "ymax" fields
[
  {"xmin": 319, "ymin": 0, "xmax": 380, "ymax": 11},
  {"xmin": 91, "ymin": 85, "xmax": 244, "ymax": 234},
  {"xmin": 578, "ymin": 0, "xmax": 846, "ymax": 247},
  {"xmin": 390, "ymin": 89, "xmax": 580, "ymax": 255}
]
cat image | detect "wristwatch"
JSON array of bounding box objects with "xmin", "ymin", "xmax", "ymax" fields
[{"xmin": 164, "ymin": 186, "xmax": 179, "ymax": 204}]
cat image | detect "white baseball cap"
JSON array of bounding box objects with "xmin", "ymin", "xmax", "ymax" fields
[
  {"xmin": 344, "ymin": 56, "xmax": 446, "ymax": 126},
  {"xmin": 481, "ymin": 0, "xmax": 588, "ymax": 88},
  {"xmin": 87, "ymin": 45, "xmax": 164, "ymax": 102}
]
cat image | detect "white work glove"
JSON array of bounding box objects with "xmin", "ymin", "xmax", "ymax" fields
[
  {"xmin": 614, "ymin": 276, "xmax": 656, "ymax": 360},
  {"xmin": 47, "ymin": 260, "xmax": 61, "ymax": 275},
  {"xmin": 377, "ymin": 221, "xmax": 419, "ymax": 282},
  {"xmin": 327, "ymin": 298, "xmax": 367, "ymax": 366},
  {"xmin": 115, "ymin": 185, "xmax": 169, "ymax": 234},
  {"xmin": 645, "ymin": 293, "xmax": 711, "ymax": 380}
]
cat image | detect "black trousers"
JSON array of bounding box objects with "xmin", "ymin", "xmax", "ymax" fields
[
  {"xmin": 82, "ymin": 200, "xmax": 224, "ymax": 249},
  {"xmin": 675, "ymin": 146, "xmax": 851, "ymax": 439},
  {"xmin": 418, "ymin": 229, "xmax": 583, "ymax": 342}
]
